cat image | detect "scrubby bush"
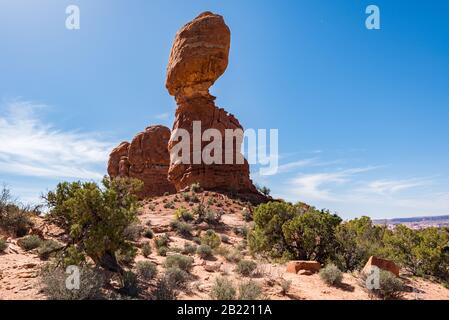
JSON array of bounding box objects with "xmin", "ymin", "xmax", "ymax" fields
[
  {"xmin": 143, "ymin": 228, "xmax": 154, "ymax": 239},
  {"xmin": 163, "ymin": 201, "xmax": 175, "ymax": 209},
  {"xmin": 175, "ymin": 207, "xmax": 194, "ymax": 222},
  {"xmin": 41, "ymin": 265, "xmax": 104, "ymax": 300},
  {"xmin": 238, "ymin": 280, "xmax": 262, "ymax": 300},
  {"xmin": 136, "ymin": 261, "xmax": 158, "ymax": 280},
  {"xmin": 116, "ymin": 247, "xmax": 137, "ymax": 266},
  {"xmin": 44, "ymin": 177, "xmax": 142, "ymax": 271},
  {"xmin": 0, "ymin": 238, "xmax": 7, "ymax": 253},
  {"xmin": 234, "ymin": 226, "xmax": 249, "ymax": 238},
  {"xmin": 210, "ymin": 277, "xmax": 236, "ymax": 300},
  {"xmin": 197, "ymin": 244, "xmax": 213, "ymax": 259},
  {"xmin": 164, "ymin": 254, "xmax": 194, "ymax": 272},
  {"xmin": 165, "ymin": 267, "xmax": 190, "ymax": 288},
  {"xmin": 158, "ymin": 246, "xmax": 168, "ymax": 257},
  {"xmin": 192, "ymin": 237, "xmax": 201, "ymax": 245},
  {"xmin": 18, "ymin": 235, "xmax": 42, "ymax": 251},
  {"xmin": 224, "ymin": 249, "xmax": 243, "ymax": 263},
  {"xmin": 154, "ymin": 234, "xmax": 170, "ymax": 248},
  {"xmin": 280, "ymin": 279, "xmax": 292, "ymax": 295},
  {"xmin": 256, "ymin": 185, "xmax": 271, "ymax": 197},
  {"xmin": 123, "ymin": 223, "xmax": 144, "ymax": 241},
  {"xmin": 182, "ymin": 242, "xmax": 197, "ymax": 255},
  {"xmin": 201, "ymin": 229, "xmax": 221, "ymax": 249},
  {"xmin": 153, "ymin": 276, "xmax": 177, "ymax": 300},
  {"xmin": 38, "ymin": 240, "xmax": 63, "ymax": 260},
  {"xmin": 190, "ymin": 183, "xmax": 202, "ymax": 193},
  {"xmin": 236, "ymin": 260, "xmax": 257, "ymax": 277},
  {"xmin": 205, "ymin": 209, "xmax": 223, "ymax": 226},
  {"xmin": 170, "ymin": 220, "xmax": 192, "ymax": 238},
  {"xmin": 141, "ymin": 242, "xmax": 151, "ymax": 258},
  {"xmin": 320, "ymin": 264, "xmax": 343, "ymax": 286},
  {"xmin": 364, "ymin": 270, "xmax": 404, "ymax": 300},
  {"xmin": 242, "ymin": 208, "xmax": 252, "ymax": 222},
  {"xmin": 120, "ymin": 271, "xmax": 139, "ymax": 297}
]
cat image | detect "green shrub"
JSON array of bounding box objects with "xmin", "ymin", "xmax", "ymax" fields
[
  {"xmin": 38, "ymin": 240, "xmax": 62, "ymax": 260},
  {"xmin": 143, "ymin": 228, "xmax": 154, "ymax": 239},
  {"xmin": 0, "ymin": 238, "xmax": 7, "ymax": 253},
  {"xmin": 225, "ymin": 249, "xmax": 243, "ymax": 263},
  {"xmin": 201, "ymin": 229, "xmax": 221, "ymax": 249},
  {"xmin": 234, "ymin": 226, "xmax": 248, "ymax": 238},
  {"xmin": 280, "ymin": 279, "xmax": 292, "ymax": 295},
  {"xmin": 116, "ymin": 247, "xmax": 137, "ymax": 266},
  {"xmin": 256, "ymin": 185, "xmax": 271, "ymax": 197},
  {"xmin": 136, "ymin": 261, "xmax": 158, "ymax": 280},
  {"xmin": 164, "ymin": 254, "xmax": 194, "ymax": 272},
  {"xmin": 192, "ymin": 237, "xmax": 201, "ymax": 245},
  {"xmin": 170, "ymin": 220, "xmax": 192, "ymax": 238},
  {"xmin": 320, "ymin": 264, "xmax": 343, "ymax": 286},
  {"xmin": 236, "ymin": 260, "xmax": 257, "ymax": 277},
  {"xmin": 44, "ymin": 177, "xmax": 142, "ymax": 271},
  {"xmin": 165, "ymin": 267, "xmax": 190, "ymax": 288},
  {"xmin": 197, "ymin": 244, "xmax": 213, "ymax": 259},
  {"xmin": 158, "ymin": 246, "xmax": 168, "ymax": 257},
  {"xmin": 205, "ymin": 209, "xmax": 223, "ymax": 225},
  {"xmin": 153, "ymin": 276, "xmax": 177, "ymax": 300},
  {"xmin": 0, "ymin": 187, "xmax": 34, "ymax": 237},
  {"xmin": 182, "ymin": 242, "xmax": 197, "ymax": 255},
  {"xmin": 175, "ymin": 207, "xmax": 194, "ymax": 222},
  {"xmin": 41, "ymin": 265, "xmax": 104, "ymax": 300},
  {"xmin": 141, "ymin": 242, "xmax": 152, "ymax": 258},
  {"xmin": 238, "ymin": 280, "xmax": 262, "ymax": 300},
  {"xmin": 155, "ymin": 234, "xmax": 170, "ymax": 248},
  {"xmin": 364, "ymin": 270, "xmax": 404, "ymax": 300},
  {"xmin": 120, "ymin": 271, "xmax": 139, "ymax": 297},
  {"xmin": 18, "ymin": 235, "xmax": 42, "ymax": 251},
  {"xmin": 190, "ymin": 183, "xmax": 202, "ymax": 193},
  {"xmin": 242, "ymin": 208, "xmax": 252, "ymax": 222},
  {"xmin": 123, "ymin": 223, "xmax": 144, "ymax": 241},
  {"xmin": 210, "ymin": 277, "xmax": 236, "ymax": 300},
  {"xmin": 163, "ymin": 201, "xmax": 175, "ymax": 209}
]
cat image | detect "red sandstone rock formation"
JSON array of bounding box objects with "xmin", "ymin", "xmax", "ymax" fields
[
  {"xmin": 108, "ymin": 125, "xmax": 176, "ymax": 198},
  {"xmin": 166, "ymin": 11, "xmax": 257, "ymax": 194}
]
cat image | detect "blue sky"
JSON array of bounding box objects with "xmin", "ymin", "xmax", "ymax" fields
[{"xmin": 0, "ymin": 0, "xmax": 448, "ymax": 219}]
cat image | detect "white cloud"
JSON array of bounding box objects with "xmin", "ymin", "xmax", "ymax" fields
[
  {"xmin": 154, "ymin": 112, "xmax": 171, "ymax": 120},
  {"xmin": 365, "ymin": 178, "xmax": 431, "ymax": 195},
  {"xmin": 0, "ymin": 100, "xmax": 114, "ymax": 180}
]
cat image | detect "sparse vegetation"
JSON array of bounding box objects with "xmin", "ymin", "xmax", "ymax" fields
[
  {"xmin": 143, "ymin": 228, "xmax": 154, "ymax": 239},
  {"xmin": 175, "ymin": 207, "xmax": 194, "ymax": 222},
  {"xmin": 155, "ymin": 234, "xmax": 170, "ymax": 248},
  {"xmin": 201, "ymin": 229, "xmax": 221, "ymax": 249},
  {"xmin": 280, "ymin": 279, "xmax": 292, "ymax": 295},
  {"xmin": 41, "ymin": 265, "xmax": 104, "ymax": 300},
  {"xmin": 0, "ymin": 186, "xmax": 34, "ymax": 237},
  {"xmin": 38, "ymin": 240, "xmax": 63, "ymax": 260},
  {"xmin": 320, "ymin": 264, "xmax": 343, "ymax": 286},
  {"xmin": 123, "ymin": 223, "xmax": 144, "ymax": 241},
  {"xmin": 364, "ymin": 270, "xmax": 404, "ymax": 300},
  {"xmin": 238, "ymin": 280, "xmax": 262, "ymax": 300},
  {"xmin": 158, "ymin": 246, "xmax": 168, "ymax": 257},
  {"xmin": 165, "ymin": 267, "xmax": 190, "ymax": 288},
  {"xmin": 18, "ymin": 235, "xmax": 42, "ymax": 251},
  {"xmin": 242, "ymin": 208, "xmax": 252, "ymax": 222},
  {"xmin": 236, "ymin": 260, "xmax": 257, "ymax": 277},
  {"xmin": 164, "ymin": 254, "xmax": 194, "ymax": 272},
  {"xmin": 224, "ymin": 249, "xmax": 243, "ymax": 263},
  {"xmin": 136, "ymin": 261, "xmax": 158, "ymax": 280},
  {"xmin": 0, "ymin": 238, "xmax": 7, "ymax": 253},
  {"xmin": 153, "ymin": 276, "xmax": 177, "ymax": 300},
  {"xmin": 210, "ymin": 277, "xmax": 236, "ymax": 300},
  {"xmin": 190, "ymin": 183, "xmax": 202, "ymax": 193},
  {"xmin": 120, "ymin": 271, "xmax": 139, "ymax": 297},
  {"xmin": 170, "ymin": 220, "xmax": 192, "ymax": 238},
  {"xmin": 182, "ymin": 242, "xmax": 197, "ymax": 255},
  {"xmin": 197, "ymin": 244, "xmax": 213, "ymax": 259},
  {"xmin": 141, "ymin": 242, "xmax": 152, "ymax": 258}
]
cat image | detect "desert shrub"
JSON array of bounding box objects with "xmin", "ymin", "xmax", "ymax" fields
[
  {"xmin": 163, "ymin": 201, "xmax": 175, "ymax": 209},
  {"xmin": 0, "ymin": 186, "xmax": 34, "ymax": 237},
  {"xmin": 38, "ymin": 240, "xmax": 63, "ymax": 260},
  {"xmin": 205, "ymin": 209, "xmax": 223, "ymax": 226},
  {"xmin": 242, "ymin": 208, "xmax": 252, "ymax": 222},
  {"xmin": 165, "ymin": 267, "xmax": 190, "ymax": 287},
  {"xmin": 280, "ymin": 279, "xmax": 292, "ymax": 295},
  {"xmin": 158, "ymin": 246, "xmax": 168, "ymax": 256},
  {"xmin": 221, "ymin": 234, "xmax": 230, "ymax": 244},
  {"xmin": 334, "ymin": 216, "xmax": 384, "ymax": 272},
  {"xmin": 237, "ymin": 240, "xmax": 248, "ymax": 251},
  {"xmin": 197, "ymin": 244, "xmax": 213, "ymax": 259},
  {"xmin": 364, "ymin": 270, "xmax": 404, "ymax": 300},
  {"xmin": 201, "ymin": 229, "xmax": 221, "ymax": 249},
  {"xmin": 234, "ymin": 226, "xmax": 249, "ymax": 238},
  {"xmin": 141, "ymin": 242, "xmax": 152, "ymax": 258},
  {"xmin": 236, "ymin": 260, "xmax": 257, "ymax": 277},
  {"xmin": 41, "ymin": 265, "xmax": 104, "ymax": 300},
  {"xmin": 182, "ymin": 242, "xmax": 197, "ymax": 255},
  {"xmin": 136, "ymin": 261, "xmax": 158, "ymax": 280},
  {"xmin": 116, "ymin": 247, "xmax": 137, "ymax": 266},
  {"xmin": 154, "ymin": 234, "xmax": 170, "ymax": 248},
  {"xmin": 123, "ymin": 223, "xmax": 144, "ymax": 241},
  {"xmin": 238, "ymin": 280, "xmax": 262, "ymax": 300},
  {"xmin": 182, "ymin": 193, "xmax": 191, "ymax": 202},
  {"xmin": 210, "ymin": 277, "xmax": 236, "ymax": 300},
  {"xmin": 249, "ymin": 202, "xmax": 341, "ymax": 263},
  {"xmin": 320, "ymin": 264, "xmax": 343, "ymax": 286},
  {"xmin": 225, "ymin": 249, "xmax": 243, "ymax": 263},
  {"xmin": 175, "ymin": 207, "xmax": 194, "ymax": 222},
  {"xmin": 215, "ymin": 246, "xmax": 230, "ymax": 257},
  {"xmin": 44, "ymin": 177, "xmax": 142, "ymax": 271},
  {"xmin": 190, "ymin": 183, "xmax": 202, "ymax": 193},
  {"xmin": 256, "ymin": 185, "xmax": 271, "ymax": 197},
  {"xmin": 164, "ymin": 254, "xmax": 194, "ymax": 272},
  {"xmin": 170, "ymin": 220, "xmax": 192, "ymax": 238},
  {"xmin": 153, "ymin": 276, "xmax": 177, "ymax": 300},
  {"xmin": 120, "ymin": 271, "xmax": 139, "ymax": 297},
  {"xmin": 143, "ymin": 228, "xmax": 154, "ymax": 239},
  {"xmin": 207, "ymin": 197, "xmax": 215, "ymax": 206},
  {"xmin": 18, "ymin": 235, "xmax": 42, "ymax": 251},
  {"xmin": 192, "ymin": 237, "xmax": 201, "ymax": 245},
  {"xmin": 0, "ymin": 238, "xmax": 7, "ymax": 252}
]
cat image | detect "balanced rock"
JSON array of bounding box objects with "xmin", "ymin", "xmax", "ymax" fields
[
  {"xmin": 166, "ymin": 12, "xmax": 257, "ymax": 194},
  {"xmin": 362, "ymin": 256, "xmax": 400, "ymax": 277},
  {"xmin": 286, "ymin": 261, "xmax": 321, "ymax": 274},
  {"xmin": 108, "ymin": 125, "xmax": 176, "ymax": 198}
]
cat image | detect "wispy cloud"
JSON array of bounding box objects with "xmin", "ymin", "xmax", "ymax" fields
[
  {"xmin": 0, "ymin": 100, "xmax": 114, "ymax": 180},
  {"xmin": 364, "ymin": 178, "xmax": 432, "ymax": 195},
  {"xmin": 154, "ymin": 112, "xmax": 171, "ymax": 120}
]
